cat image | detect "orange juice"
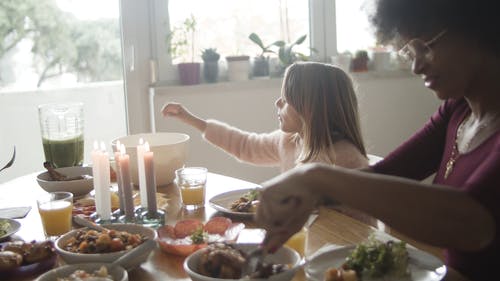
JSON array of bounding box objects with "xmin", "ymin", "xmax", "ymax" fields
[
  {"xmin": 180, "ymin": 184, "xmax": 205, "ymax": 206},
  {"xmin": 38, "ymin": 200, "xmax": 73, "ymax": 236},
  {"xmin": 285, "ymin": 227, "xmax": 307, "ymax": 257}
]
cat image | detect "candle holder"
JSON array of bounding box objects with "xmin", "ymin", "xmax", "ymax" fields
[
  {"xmin": 139, "ymin": 209, "xmax": 165, "ymax": 228},
  {"xmin": 90, "ymin": 212, "xmax": 118, "ymax": 225}
]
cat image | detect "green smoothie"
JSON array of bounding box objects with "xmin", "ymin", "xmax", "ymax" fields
[{"xmin": 42, "ymin": 134, "xmax": 84, "ymax": 168}]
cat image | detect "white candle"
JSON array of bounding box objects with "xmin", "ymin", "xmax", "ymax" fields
[
  {"xmin": 91, "ymin": 141, "xmax": 102, "ymax": 216},
  {"xmin": 143, "ymin": 142, "xmax": 157, "ymax": 213},
  {"xmin": 136, "ymin": 138, "xmax": 148, "ymax": 208},
  {"xmin": 99, "ymin": 142, "xmax": 111, "ymax": 220},
  {"xmin": 118, "ymin": 144, "xmax": 135, "ymax": 220}
]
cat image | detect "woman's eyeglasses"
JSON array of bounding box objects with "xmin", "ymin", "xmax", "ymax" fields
[{"xmin": 398, "ymin": 30, "xmax": 447, "ymax": 63}]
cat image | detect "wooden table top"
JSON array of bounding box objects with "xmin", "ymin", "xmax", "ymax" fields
[{"xmin": 0, "ymin": 172, "xmax": 469, "ymax": 281}]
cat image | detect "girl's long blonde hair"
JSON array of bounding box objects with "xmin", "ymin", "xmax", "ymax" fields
[{"xmin": 282, "ymin": 62, "xmax": 366, "ymax": 164}]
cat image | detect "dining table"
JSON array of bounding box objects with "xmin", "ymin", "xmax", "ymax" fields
[{"xmin": 0, "ymin": 171, "xmax": 470, "ymax": 281}]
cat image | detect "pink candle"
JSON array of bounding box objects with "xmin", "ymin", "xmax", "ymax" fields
[
  {"xmin": 118, "ymin": 144, "xmax": 135, "ymax": 220},
  {"xmin": 136, "ymin": 138, "xmax": 148, "ymax": 208},
  {"xmin": 143, "ymin": 142, "xmax": 157, "ymax": 213},
  {"xmin": 114, "ymin": 141, "xmax": 125, "ymax": 212}
]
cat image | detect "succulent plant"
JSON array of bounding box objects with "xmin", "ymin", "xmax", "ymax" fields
[
  {"xmin": 201, "ymin": 48, "xmax": 220, "ymax": 62},
  {"xmin": 248, "ymin": 33, "xmax": 284, "ymax": 57}
]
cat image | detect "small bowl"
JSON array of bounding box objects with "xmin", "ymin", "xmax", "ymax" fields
[
  {"xmin": 55, "ymin": 223, "xmax": 157, "ymax": 270},
  {"xmin": 35, "ymin": 263, "xmax": 127, "ymax": 281},
  {"xmin": 184, "ymin": 243, "xmax": 302, "ymax": 281},
  {"xmin": 36, "ymin": 166, "xmax": 94, "ymax": 198},
  {"xmin": 111, "ymin": 132, "xmax": 190, "ymax": 186}
]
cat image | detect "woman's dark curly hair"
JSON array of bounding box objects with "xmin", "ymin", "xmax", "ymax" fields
[{"xmin": 369, "ymin": 0, "xmax": 500, "ymax": 53}]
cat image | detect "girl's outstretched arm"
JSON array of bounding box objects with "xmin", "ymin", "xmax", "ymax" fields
[{"xmin": 161, "ymin": 102, "xmax": 207, "ymax": 132}]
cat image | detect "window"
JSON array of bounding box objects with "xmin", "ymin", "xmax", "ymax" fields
[
  {"xmin": 154, "ymin": 0, "xmax": 378, "ymax": 82},
  {"xmin": 0, "ymin": 0, "xmax": 127, "ymax": 182}
]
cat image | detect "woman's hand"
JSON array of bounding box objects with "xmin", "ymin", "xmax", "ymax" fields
[
  {"xmin": 161, "ymin": 102, "xmax": 207, "ymax": 132},
  {"xmin": 255, "ymin": 165, "xmax": 321, "ymax": 252}
]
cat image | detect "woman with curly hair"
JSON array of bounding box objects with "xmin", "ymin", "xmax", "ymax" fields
[{"xmin": 255, "ymin": 0, "xmax": 500, "ymax": 279}]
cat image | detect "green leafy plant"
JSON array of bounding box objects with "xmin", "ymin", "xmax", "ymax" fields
[
  {"xmin": 201, "ymin": 48, "xmax": 220, "ymax": 62},
  {"xmin": 248, "ymin": 33, "xmax": 284, "ymax": 57},
  {"xmin": 278, "ymin": 34, "xmax": 309, "ymax": 67},
  {"xmin": 166, "ymin": 14, "xmax": 197, "ymax": 63}
]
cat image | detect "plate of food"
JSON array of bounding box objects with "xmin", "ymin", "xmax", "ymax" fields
[
  {"xmin": 0, "ymin": 218, "xmax": 20, "ymax": 241},
  {"xmin": 157, "ymin": 217, "xmax": 245, "ymax": 256},
  {"xmin": 209, "ymin": 188, "xmax": 260, "ymax": 217},
  {"xmin": 305, "ymin": 238, "xmax": 446, "ymax": 281},
  {"xmin": 0, "ymin": 240, "xmax": 57, "ymax": 278}
]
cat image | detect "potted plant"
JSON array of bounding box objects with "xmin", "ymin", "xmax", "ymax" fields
[
  {"xmin": 278, "ymin": 34, "xmax": 309, "ymax": 72},
  {"xmin": 166, "ymin": 14, "xmax": 200, "ymax": 85},
  {"xmin": 201, "ymin": 48, "xmax": 220, "ymax": 83},
  {"xmin": 248, "ymin": 33, "xmax": 284, "ymax": 77},
  {"xmin": 225, "ymin": 55, "xmax": 251, "ymax": 81},
  {"xmin": 352, "ymin": 50, "xmax": 369, "ymax": 72}
]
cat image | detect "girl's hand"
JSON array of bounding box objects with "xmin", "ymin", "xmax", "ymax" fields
[
  {"xmin": 255, "ymin": 165, "xmax": 320, "ymax": 252},
  {"xmin": 161, "ymin": 102, "xmax": 207, "ymax": 132},
  {"xmin": 162, "ymin": 102, "xmax": 189, "ymax": 119}
]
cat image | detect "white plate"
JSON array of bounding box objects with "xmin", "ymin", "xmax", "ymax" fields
[
  {"xmin": 305, "ymin": 245, "xmax": 447, "ymax": 281},
  {"xmin": 208, "ymin": 188, "xmax": 260, "ymax": 217},
  {"xmin": 0, "ymin": 218, "xmax": 21, "ymax": 240}
]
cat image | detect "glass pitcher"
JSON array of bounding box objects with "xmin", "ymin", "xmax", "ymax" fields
[{"xmin": 38, "ymin": 103, "xmax": 84, "ymax": 168}]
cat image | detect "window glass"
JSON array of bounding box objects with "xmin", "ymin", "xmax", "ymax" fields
[
  {"xmin": 167, "ymin": 0, "xmax": 310, "ymax": 63},
  {"xmin": 0, "ymin": 0, "xmax": 126, "ymax": 182},
  {"xmin": 335, "ymin": 0, "xmax": 376, "ymax": 53}
]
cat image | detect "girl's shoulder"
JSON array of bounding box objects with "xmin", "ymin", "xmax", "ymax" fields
[{"xmin": 333, "ymin": 140, "xmax": 369, "ymax": 169}]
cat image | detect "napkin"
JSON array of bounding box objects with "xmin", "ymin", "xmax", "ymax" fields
[{"xmin": 0, "ymin": 206, "xmax": 31, "ymax": 219}]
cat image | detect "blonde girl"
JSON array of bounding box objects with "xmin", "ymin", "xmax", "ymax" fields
[{"xmin": 161, "ymin": 61, "xmax": 368, "ymax": 171}]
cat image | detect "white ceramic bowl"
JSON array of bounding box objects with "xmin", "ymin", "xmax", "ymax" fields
[
  {"xmin": 55, "ymin": 223, "xmax": 157, "ymax": 270},
  {"xmin": 112, "ymin": 132, "xmax": 190, "ymax": 186},
  {"xmin": 36, "ymin": 166, "xmax": 93, "ymax": 198},
  {"xmin": 35, "ymin": 263, "xmax": 128, "ymax": 281},
  {"xmin": 184, "ymin": 243, "xmax": 302, "ymax": 281}
]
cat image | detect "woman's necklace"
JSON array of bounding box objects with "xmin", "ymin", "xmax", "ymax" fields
[{"xmin": 444, "ymin": 113, "xmax": 495, "ymax": 179}]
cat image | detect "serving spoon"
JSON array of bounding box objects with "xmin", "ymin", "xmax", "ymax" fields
[
  {"xmin": 0, "ymin": 146, "xmax": 15, "ymax": 173},
  {"xmin": 110, "ymin": 239, "xmax": 157, "ymax": 269},
  {"xmin": 73, "ymin": 215, "xmax": 109, "ymax": 232}
]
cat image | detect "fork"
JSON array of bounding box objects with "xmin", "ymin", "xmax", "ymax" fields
[
  {"xmin": 241, "ymin": 247, "xmax": 266, "ymax": 278},
  {"xmin": 0, "ymin": 146, "xmax": 16, "ymax": 173}
]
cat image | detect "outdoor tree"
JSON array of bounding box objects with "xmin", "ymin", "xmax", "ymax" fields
[{"xmin": 0, "ymin": 0, "xmax": 122, "ymax": 89}]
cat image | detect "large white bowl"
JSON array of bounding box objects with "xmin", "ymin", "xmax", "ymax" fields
[
  {"xmin": 184, "ymin": 243, "xmax": 302, "ymax": 281},
  {"xmin": 35, "ymin": 263, "xmax": 128, "ymax": 281},
  {"xmin": 55, "ymin": 223, "xmax": 157, "ymax": 270},
  {"xmin": 112, "ymin": 132, "xmax": 190, "ymax": 186},
  {"xmin": 36, "ymin": 166, "xmax": 93, "ymax": 198}
]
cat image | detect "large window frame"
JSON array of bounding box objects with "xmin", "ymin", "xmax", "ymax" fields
[{"xmin": 120, "ymin": 0, "xmax": 338, "ymax": 133}]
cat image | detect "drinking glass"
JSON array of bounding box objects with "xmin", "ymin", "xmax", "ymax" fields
[
  {"xmin": 38, "ymin": 103, "xmax": 84, "ymax": 168},
  {"xmin": 284, "ymin": 226, "xmax": 308, "ymax": 257},
  {"xmin": 175, "ymin": 167, "xmax": 207, "ymax": 210},
  {"xmin": 37, "ymin": 191, "xmax": 73, "ymax": 239}
]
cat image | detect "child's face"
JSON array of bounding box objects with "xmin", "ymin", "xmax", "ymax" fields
[{"xmin": 275, "ymin": 94, "xmax": 302, "ymax": 134}]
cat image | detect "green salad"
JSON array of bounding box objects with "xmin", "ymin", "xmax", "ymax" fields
[
  {"xmin": 0, "ymin": 220, "xmax": 10, "ymax": 236},
  {"xmin": 343, "ymin": 236, "xmax": 410, "ymax": 279}
]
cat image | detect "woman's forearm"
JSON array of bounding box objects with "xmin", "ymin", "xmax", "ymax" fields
[{"xmin": 305, "ymin": 164, "xmax": 495, "ymax": 251}]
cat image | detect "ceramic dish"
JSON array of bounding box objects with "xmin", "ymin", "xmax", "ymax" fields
[
  {"xmin": 157, "ymin": 217, "xmax": 244, "ymax": 256},
  {"xmin": 35, "ymin": 262, "xmax": 127, "ymax": 281},
  {"xmin": 55, "ymin": 223, "xmax": 157, "ymax": 270},
  {"xmin": 36, "ymin": 166, "xmax": 94, "ymax": 198},
  {"xmin": 208, "ymin": 188, "xmax": 260, "ymax": 218},
  {"xmin": 0, "ymin": 241, "xmax": 57, "ymax": 279},
  {"xmin": 184, "ymin": 243, "xmax": 301, "ymax": 281},
  {"xmin": 305, "ymin": 245, "xmax": 447, "ymax": 281},
  {"xmin": 0, "ymin": 218, "xmax": 21, "ymax": 241}
]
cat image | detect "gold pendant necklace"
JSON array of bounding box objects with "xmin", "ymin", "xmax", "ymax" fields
[{"xmin": 444, "ymin": 113, "xmax": 495, "ymax": 179}]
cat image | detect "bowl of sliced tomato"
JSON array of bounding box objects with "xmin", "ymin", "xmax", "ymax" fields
[{"xmin": 157, "ymin": 217, "xmax": 244, "ymax": 256}]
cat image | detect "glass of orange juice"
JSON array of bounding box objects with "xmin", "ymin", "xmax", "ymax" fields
[
  {"xmin": 175, "ymin": 167, "xmax": 207, "ymax": 210},
  {"xmin": 285, "ymin": 226, "xmax": 308, "ymax": 257},
  {"xmin": 37, "ymin": 191, "xmax": 73, "ymax": 239}
]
